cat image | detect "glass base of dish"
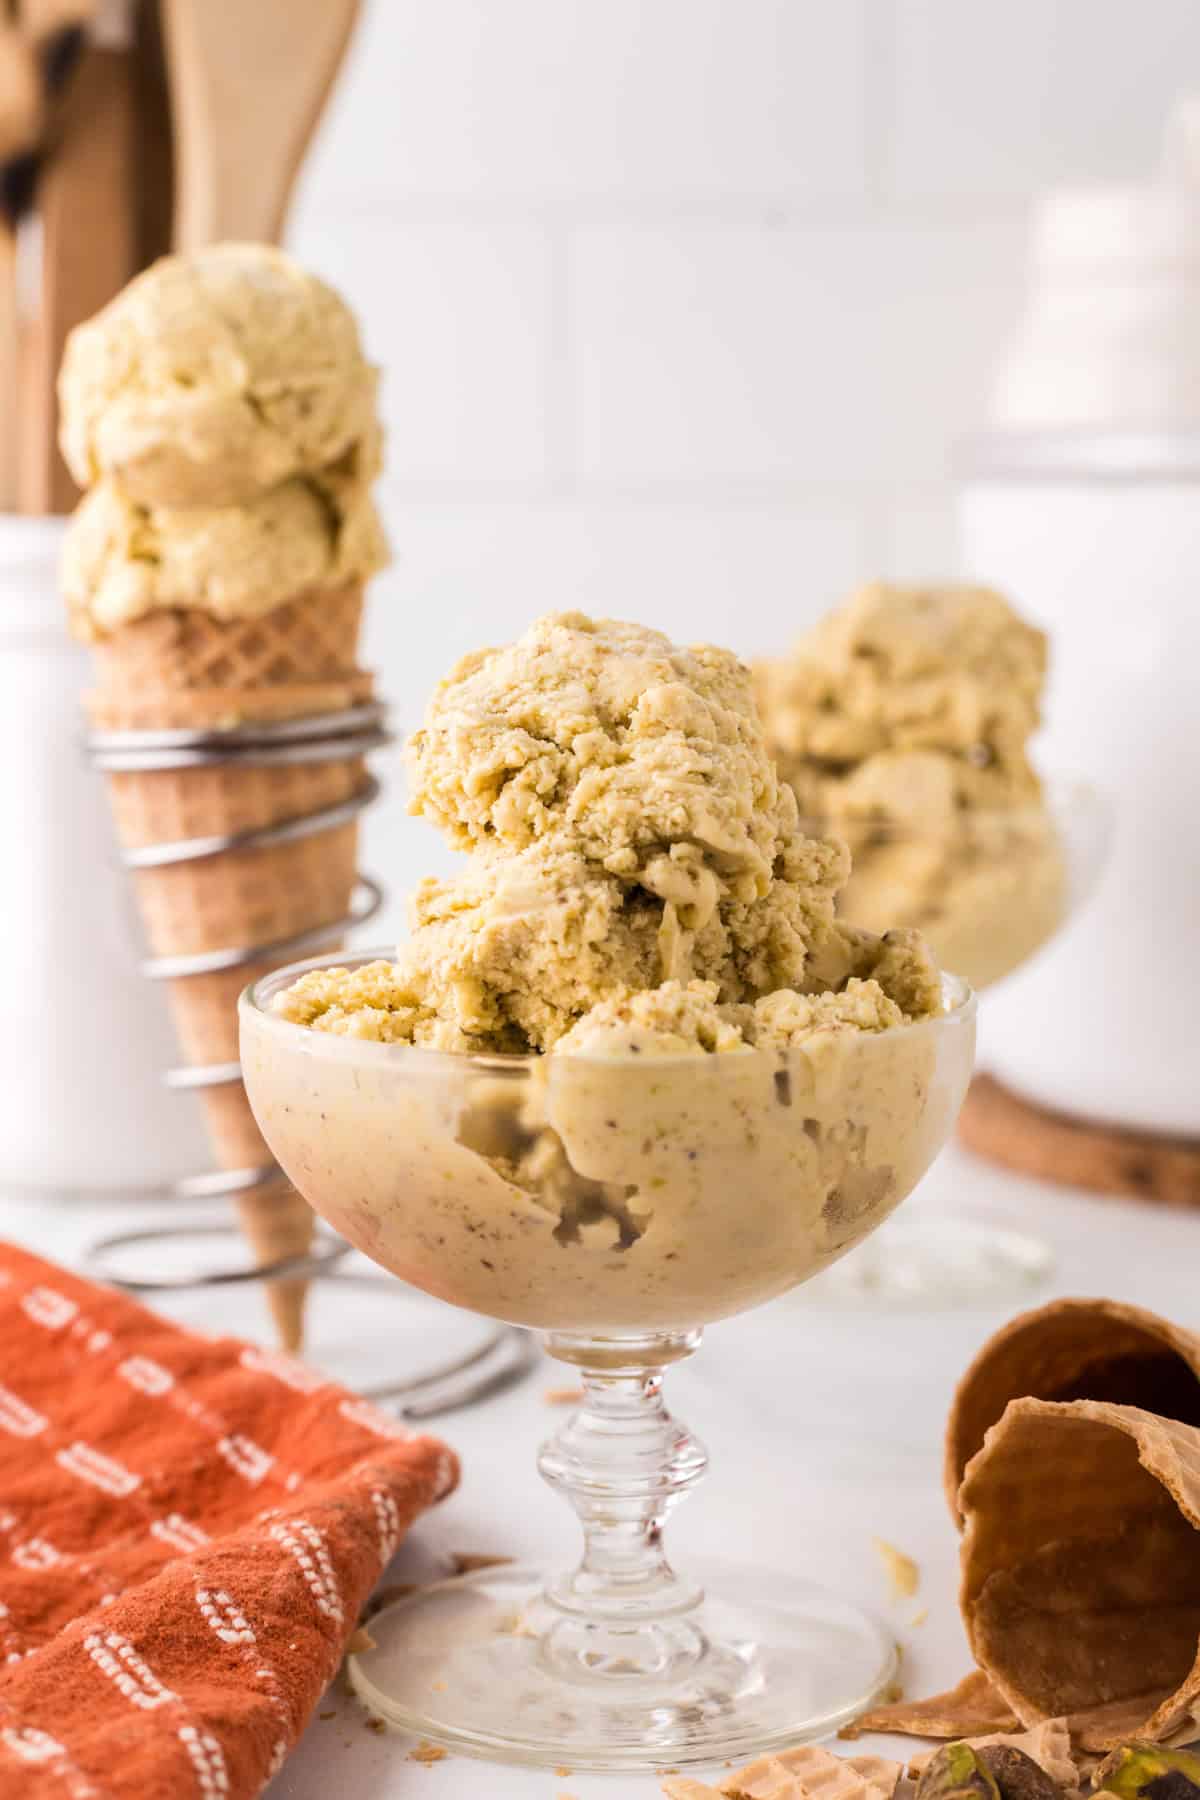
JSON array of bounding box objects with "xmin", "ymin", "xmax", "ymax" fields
[
  {"xmin": 804, "ymin": 1213, "xmax": 1054, "ymax": 1307},
  {"xmin": 348, "ymin": 1560, "xmax": 897, "ymax": 1772}
]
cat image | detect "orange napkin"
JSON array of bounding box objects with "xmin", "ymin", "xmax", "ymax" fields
[{"xmin": 0, "ymin": 1242, "xmax": 458, "ymax": 1798}]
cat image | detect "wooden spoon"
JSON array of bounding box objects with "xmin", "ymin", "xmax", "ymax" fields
[
  {"xmin": 17, "ymin": 0, "xmax": 137, "ymax": 513},
  {"xmin": 0, "ymin": 22, "xmax": 41, "ymax": 510},
  {"xmin": 162, "ymin": 0, "xmax": 360, "ymax": 249}
]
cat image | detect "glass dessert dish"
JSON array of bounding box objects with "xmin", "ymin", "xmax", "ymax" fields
[
  {"xmin": 241, "ymin": 951, "xmax": 975, "ymax": 1772},
  {"xmin": 801, "ymin": 774, "xmax": 1109, "ymax": 1303}
]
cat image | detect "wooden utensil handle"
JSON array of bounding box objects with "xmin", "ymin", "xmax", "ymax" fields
[
  {"xmin": 163, "ymin": 0, "xmax": 360, "ymax": 249},
  {"xmin": 18, "ymin": 43, "xmax": 137, "ymax": 515}
]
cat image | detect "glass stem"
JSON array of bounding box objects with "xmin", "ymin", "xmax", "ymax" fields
[{"xmin": 537, "ymin": 1332, "xmax": 709, "ymax": 1679}]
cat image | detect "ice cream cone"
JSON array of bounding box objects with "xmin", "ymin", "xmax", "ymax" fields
[
  {"xmin": 959, "ymin": 1395, "xmax": 1200, "ymax": 1749},
  {"xmin": 89, "ymin": 581, "xmax": 372, "ymax": 1349},
  {"xmin": 89, "ymin": 582, "xmax": 366, "ymax": 700},
  {"xmin": 945, "ymin": 1296, "xmax": 1200, "ymax": 1521}
]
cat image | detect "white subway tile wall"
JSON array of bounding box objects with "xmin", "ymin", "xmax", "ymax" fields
[{"xmin": 287, "ymin": 0, "xmax": 1200, "ymax": 916}]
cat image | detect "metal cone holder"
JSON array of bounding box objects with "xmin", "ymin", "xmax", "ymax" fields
[{"xmin": 80, "ymin": 702, "xmax": 534, "ymax": 1414}]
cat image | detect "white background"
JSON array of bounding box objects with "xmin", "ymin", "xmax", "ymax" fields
[{"xmin": 284, "ymin": 0, "xmax": 1200, "ymax": 923}]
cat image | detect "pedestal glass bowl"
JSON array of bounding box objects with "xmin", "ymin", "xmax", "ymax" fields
[
  {"xmin": 802, "ymin": 775, "xmax": 1109, "ymax": 1302},
  {"xmin": 241, "ymin": 954, "xmax": 975, "ymax": 1771}
]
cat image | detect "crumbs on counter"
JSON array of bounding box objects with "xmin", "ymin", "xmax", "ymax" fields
[
  {"xmin": 872, "ymin": 1536, "xmax": 919, "ymax": 1601},
  {"xmin": 409, "ymin": 1741, "xmax": 448, "ymax": 1765},
  {"xmin": 344, "ymin": 1626, "xmax": 376, "ymax": 1654}
]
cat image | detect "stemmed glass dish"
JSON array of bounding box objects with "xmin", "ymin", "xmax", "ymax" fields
[
  {"xmin": 241, "ymin": 952, "xmax": 975, "ymax": 1772},
  {"xmin": 801, "ymin": 775, "xmax": 1109, "ymax": 1301}
]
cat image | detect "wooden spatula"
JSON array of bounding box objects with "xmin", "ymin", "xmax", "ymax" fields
[{"xmin": 162, "ymin": 0, "xmax": 360, "ymax": 249}]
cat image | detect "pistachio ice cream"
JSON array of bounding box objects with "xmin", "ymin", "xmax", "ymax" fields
[
  {"xmin": 242, "ymin": 613, "xmax": 974, "ymax": 1334},
  {"xmin": 758, "ymin": 584, "xmax": 1064, "ymax": 991},
  {"xmin": 59, "ymin": 244, "xmax": 390, "ymax": 644},
  {"xmin": 62, "ymin": 462, "xmax": 387, "ymax": 638},
  {"xmin": 243, "ymin": 968, "xmax": 968, "ymax": 1332},
  {"xmin": 58, "ymin": 242, "xmax": 379, "ymax": 508}
]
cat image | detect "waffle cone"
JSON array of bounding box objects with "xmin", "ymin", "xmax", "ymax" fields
[
  {"xmin": 233, "ymin": 1179, "xmax": 318, "ymax": 1357},
  {"xmin": 87, "ymin": 672, "xmax": 376, "ymax": 736},
  {"xmin": 89, "ymin": 583, "xmax": 365, "ymax": 699},
  {"xmin": 959, "ymin": 1396, "xmax": 1200, "ymax": 1749},
  {"xmin": 945, "ymin": 1297, "xmax": 1200, "ymax": 1520},
  {"xmin": 92, "ymin": 585, "xmax": 372, "ymax": 1349}
]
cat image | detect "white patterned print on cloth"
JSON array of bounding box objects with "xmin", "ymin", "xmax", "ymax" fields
[{"xmin": 267, "ymin": 1519, "xmax": 344, "ymax": 1624}]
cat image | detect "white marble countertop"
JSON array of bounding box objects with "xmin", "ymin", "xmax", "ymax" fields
[{"xmin": 1, "ymin": 1145, "xmax": 1188, "ymax": 1800}]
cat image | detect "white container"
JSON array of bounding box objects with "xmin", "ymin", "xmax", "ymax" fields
[
  {"xmin": 959, "ymin": 99, "xmax": 1200, "ymax": 1139},
  {"xmin": 960, "ymin": 465, "xmax": 1200, "ymax": 1136},
  {"xmin": 0, "ymin": 517, "xmax": 209, "ymax": 1191}
]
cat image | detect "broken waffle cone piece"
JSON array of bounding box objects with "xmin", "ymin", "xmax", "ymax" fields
[
  {"xmin": 840, "ymin": 1669, "xmax": 1020, "ymax": 1742},
  {"xmin": 959, "ymin": 1396, "xmax": 1200, "ymax": 1751},
  {"xmin": 662, "ymin": 1747, "xmax": 902, "ymax": 1800},
  {"xmin": 945, "ymin": 1298, "xmax": 1200, "ymax": 1523}
]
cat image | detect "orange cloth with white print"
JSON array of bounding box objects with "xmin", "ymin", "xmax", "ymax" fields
[{"xmin": 0, "ymin": 1243, "xmax": 457, "ymax": 1798}]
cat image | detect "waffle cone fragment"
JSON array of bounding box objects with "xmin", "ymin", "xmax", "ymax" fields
[
  {"xmin": 945, "ymin": 1297, "xmax": 1200, "ymax": 1522},
  {"xmin": 90, "ymin": 584, "xmax": 371, "ymax": 1349},
  {"xmin": 662, "ymin": 1747, "xmax": 902, "ymax": 1800},
  {"xmin": 839, "ymin": 1669, "xmax": 1020, "ymax": 1743},
  {"xmin": 959, "ymin": 1397, "xmax": 1200, "ymax": 1751}
]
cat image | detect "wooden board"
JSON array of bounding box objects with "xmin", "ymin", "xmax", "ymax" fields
[{"xmin": 958, "ymin": 1074, "xmax": 1200, "ymax": 1210}]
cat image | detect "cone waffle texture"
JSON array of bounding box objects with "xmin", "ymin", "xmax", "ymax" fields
[
  {"xmin": 90, "ymin": 584, "xmax": 373, "ymax": 1349},
  {"xmin": 959, "ymin": 1395, "xmax": 1200, "ymax": 1750},
  {"xmin": 104, "ymin": 742, "xmax": 367, "ymax": 846},
  {"xmin": 839, "ymin": 1668, "xmax": 1020, "ymax": 1742},
  {"xmin": 90, "ymin": 583, "xmax": 364, "ymax": 695},
  {"xmin": 132, "ymin": 820, "xmax": 360, "ymax": 958},
  {"xmin": 662, "ymin": 1746, "xmax": 902, "ymax": 1800},
  {"xmin": 88, "ymin": 671, "xmax": 375, "ymax": 734},
  {"xmin": 232, "ymin": 1183, "xmax": 320, "ymax": 1354},
  {"xmin": 945, "ymin": 1296, "xmax": 1200, "ymax": 1519}
]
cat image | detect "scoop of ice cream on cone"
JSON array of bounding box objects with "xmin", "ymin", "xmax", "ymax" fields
[
  {"xmin": 63, "ymin": 468, "xmax": 387, "ymax": 639},
  {"xmin": 58, "ymin": 242, "xmax": 379, "ymax": 507}
]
